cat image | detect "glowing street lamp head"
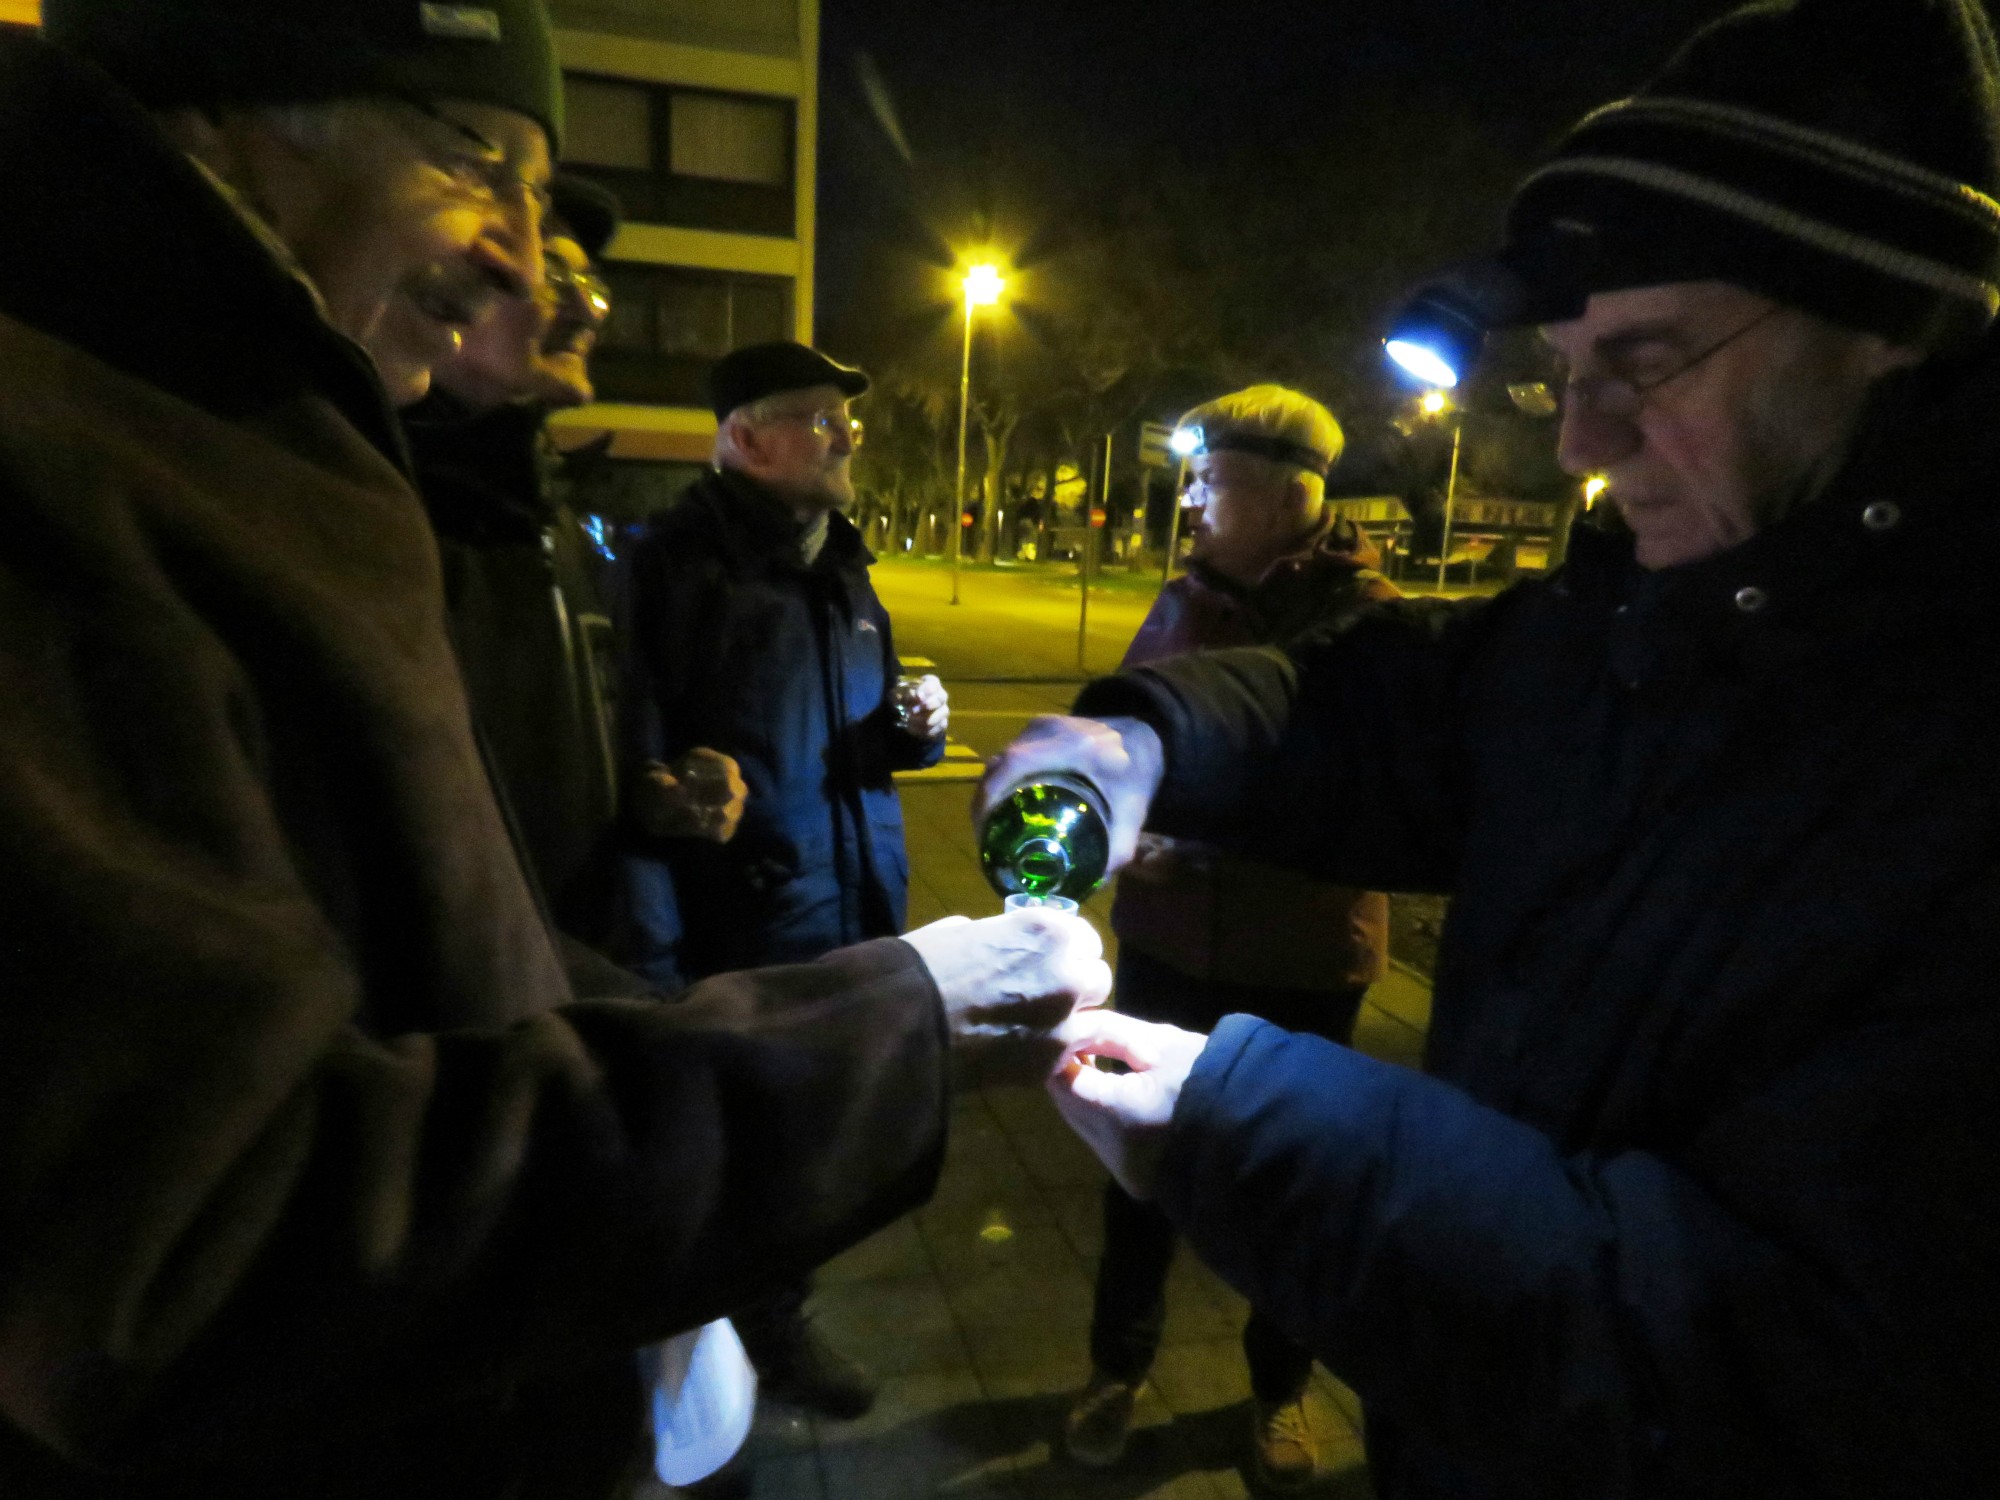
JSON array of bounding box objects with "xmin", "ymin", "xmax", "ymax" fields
[
  {"xmin": 1168, "ymin": 426, "xmax": 1201, "ymax": 457},
  {"xmin": 1385, "ymin": 339, "xmax": 1461, "ymax": 389},
  {"xmin": 964, "ymin": 263, "xmax": 1005, "ymax": 308}
]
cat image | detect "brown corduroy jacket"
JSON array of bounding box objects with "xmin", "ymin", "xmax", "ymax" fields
[
  {"xmin": 1112, "ymin": 525, "xmax": 1397, "ymax": 991},
  {"xmin": 0, "ymin": 34, "xmax": 946, "ymax": 1499}
]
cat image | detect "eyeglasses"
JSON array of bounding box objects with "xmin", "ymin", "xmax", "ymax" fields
[
  {"xmin": 395, "ymin": 100, "xmax": 553, "ymax": 221},
  {"xmin": 764, "ymin": 410, "xmax": 865, "ymax": 448},
  {"xmin": 1560, "ymin": 303, "xmax": 1782, "ymax": 421},
  {"xmin": 544, "ymin": 253, "xmax": 611, "ymax": 319}
]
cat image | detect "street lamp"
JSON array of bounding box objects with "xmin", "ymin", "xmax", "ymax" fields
[
  {"xmin": 1422, "ymin": 391, "xmax": 1465, "ymax": 592},
  {"xmin": 951, "ymin": 261, "xmax": 1005, "ymax": 606}
]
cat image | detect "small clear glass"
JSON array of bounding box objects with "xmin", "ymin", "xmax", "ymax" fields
[
  {"xmin": 892, "ymin": 675, "xmax": 926, "ymax": 730},
  {"xmin": 1003, "ymin": 893, "xmax": 1079, "ymax": 914}
]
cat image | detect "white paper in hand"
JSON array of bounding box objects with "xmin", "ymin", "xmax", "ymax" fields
[{"xmin": 640, "ymin": 1318, "xmax": 758, "ymax": 1486}]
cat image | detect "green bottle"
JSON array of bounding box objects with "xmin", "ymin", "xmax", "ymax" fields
[{"xmin": 978, "ymin": 773, "xmax": 1112, "ymax": 901}]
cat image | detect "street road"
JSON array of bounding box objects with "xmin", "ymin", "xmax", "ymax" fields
[{"xmin": 871, "ymin": 557, "xmax": 1158, "ymax": 686}]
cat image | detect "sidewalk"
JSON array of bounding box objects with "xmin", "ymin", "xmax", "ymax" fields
[{"xmin": 713, "ymin": 719, "xmax": 1429, "ymax": 1498}]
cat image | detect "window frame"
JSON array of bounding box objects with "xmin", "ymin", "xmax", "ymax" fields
[
  {"xmin": 591, "ymin": 261, "xmax": 797, "ymax": 407},
  {"xmin": 561, "ymin": 71, "xmax": 798, "ymax": 238}
]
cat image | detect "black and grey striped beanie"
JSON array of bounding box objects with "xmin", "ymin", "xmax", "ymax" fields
[{"xmin": 1501, "ymin": 0, "xmax": 2000, "ymax": 350}]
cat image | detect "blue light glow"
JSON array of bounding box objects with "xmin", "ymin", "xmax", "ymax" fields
[{"xmin": 1385, "ymin": 340, "xmax": 1461, "ymax": 388}]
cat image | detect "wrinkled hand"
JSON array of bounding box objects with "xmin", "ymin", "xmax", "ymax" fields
[
  {"xmin": 903, "ymin": 908, "xmax": 1112, "ymax": 1082},
  {"xmin": 631, "ymin": 747, "xmax": 747, "ymax": 843},
  {"xmin": 894, "ymin": 673, "xmax": 950, "ymax": 742},
  {"xmin": 1047, "ymin": 1010, "xmax": 1209, "ymax": 1200},
  {"xmin": 974, "ymin": 715, "xmax": 1164, "ymax": 872}
]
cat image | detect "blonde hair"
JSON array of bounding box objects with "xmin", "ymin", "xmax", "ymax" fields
[{"xmin": 1180, "ymin": 384, "xmax": 1345, "ymax": 496}]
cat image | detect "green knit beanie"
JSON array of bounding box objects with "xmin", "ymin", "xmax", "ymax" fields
[{"xmin": 43, "ymin": 0, "xmax": 564, "ymax": 152}]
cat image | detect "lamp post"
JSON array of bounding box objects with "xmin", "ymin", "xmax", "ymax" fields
[
  {"xmin": 1419, "ymin": 389, "xmax": 1464, "ymax": 592},
  {"xmin": 951, "ymin": 262, "xmax": 1005, "ymax": 607}
]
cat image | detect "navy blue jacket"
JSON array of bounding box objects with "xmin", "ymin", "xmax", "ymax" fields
[
  {"xmin": 1077, "ymin": 343, "xmax": 2000, "ymax": 1498},
  {"xmin": 620, "ymin": 469, "xmax": 940, "ymax": 984}
]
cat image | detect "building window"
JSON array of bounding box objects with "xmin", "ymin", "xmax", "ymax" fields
[
  {"xmin": 561, "ymin": 73, "xmax": 795, "ymax": 237},
  {"xmin": 566, "ymin": 76, "xmax": 654, "ymax": 172},
  {"xmin": 668, "ymin": 93, "xmax": 788, "ymax": 185},
  {"xmin": 593, "ymin": 263, "xmax": 793, "ymax": 406}
]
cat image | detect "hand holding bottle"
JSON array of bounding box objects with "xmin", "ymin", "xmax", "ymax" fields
[{"xmin": 975, "ymin": 715, "xmax": 1164, "ymax": 875}]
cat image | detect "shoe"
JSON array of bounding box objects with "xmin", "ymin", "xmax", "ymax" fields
[
  {"xmin": 753, "ymin": 1315, "xmax": 877, "ymax": 1420},
  {"xmin": 1064, "ymin": 1370, "xmax": 1141, "ymax": 1468},
  {"xmin": 1249, "ymin": 1394, "xmax": 1319, "ymax": 1493}
]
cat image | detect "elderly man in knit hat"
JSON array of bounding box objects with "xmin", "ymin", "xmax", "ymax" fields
[
  {"xmin": 989, "ymin": 0, "xmax": 2000, "ymax": 1494},
  {"xmin": 0, "ymin": 5, "xmax": 1109, "ymax": 1498}
]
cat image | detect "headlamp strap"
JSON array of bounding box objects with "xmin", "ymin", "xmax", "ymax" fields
[{"xmin": 1196, "ymin": 428, "xmax": 1329, "ymax": 474}]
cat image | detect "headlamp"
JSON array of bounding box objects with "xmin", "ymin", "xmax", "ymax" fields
[
  {"xmin": 1382, "ymin": 256, "xmax": 1540, "ymax": 390},
  {"xmin": 1175, "ymin": 425, "xmax": 1331, "ymax": 474}
]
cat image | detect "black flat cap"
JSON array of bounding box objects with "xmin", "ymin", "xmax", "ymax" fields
[
  {"xmin": 709, "ymin": 341, "xmax": 869, "ymax": 422},
  {"xmin": 549, "ymin": 175, "xmax": 622, "ymax": 261}
]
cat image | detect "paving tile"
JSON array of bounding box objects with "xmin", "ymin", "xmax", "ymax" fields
[
  {"xmin": 923, "ymin": 1151, "xmax": 1048, "ymax": 1221},
  {"xmin": 742, "ymin": 1401, "xmax": 818, "ymax": 1460},
  {"xmin": 819, "ymin": 1216, "xmax": 932, "ymax": 1287},
  {"xmin": 921, "ymin": 1218, "xmax": 1088, "ymax": 1289},
  {"xmin": 1168, "ymin": 1256, "xmax": 1251, "ymax": 1324},
  {"xmin": 978, "ymin": 1365, "xmax": 1229, "ymax": 1498},
  {"xmin": 976, "ymin": 1080, "xmax": 1057, "ymax": 1136},
  {"xmin": 1041, "ymin": 1182, "xmax": 1111, "ymax": 1264},
  {"xmin": 1013, "ymin": 1119, "xmax": 1111, "ymax": 1191},
  {"xmin": 809, "ymin": 1276, "xmax": 973, "ymax": 1380},
  {"xmin": 915, "ymin": 1177, "xmax": 1059, "ymax": 1241},
  {"xmin": 1365, "ymin": 967, "xmax": 1434, "ymax": 1033},
  {"xmin": 741, "ymin": 1452, "xmax": 828, "ymax": 1500},
  {"xmin": 1156, "ymin": 1269, "xmax": 1246, "ymax": 1347},
  {"xmin": 814, "ymin": 1370, "xmax": 1021, "ymax": 1498},
  {"xmin": 1144, "ymin": 1339, "xmax": 1254, "ymax": 1417},
  {"xmin": 941, "ymin": 1255, "xmax": 1095, "ymax": 1338},
  {"xmin": 952, "ymin": 1317, "xmax": 1100, "ymax": 1397}
]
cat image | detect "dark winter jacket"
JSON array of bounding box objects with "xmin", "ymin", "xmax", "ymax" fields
[
  {"xmin": 1076, "ymin": 340, "xmax": 2000, "ymax": 1498},
  {"xmin": 0, "ymin": 34, "xmax": 948, "ymax": 1499},
  {"xmin": 620, "ymin": 468, "xmax": 942, "ymax": 984},
  {"xmin": 408, "ymin": 398, "xmax": 623, "ymax": 952},
  {"xmin": 1112, "ymin": 524, "xmax": 1397, "ymax": 992}
]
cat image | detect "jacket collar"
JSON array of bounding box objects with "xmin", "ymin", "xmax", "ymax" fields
[
  {"xmin": 0, "ymin": 32, "xmax": 408, "ymax": 476},
  {"xmin": 1184, "ymin": 513, "xmax": 1376, "ymax": 601},
  {"xmin": 677, "ymin": 465, "xmax": 874, "ymax": 576}
]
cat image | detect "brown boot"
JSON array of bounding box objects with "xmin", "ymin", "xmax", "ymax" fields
[{"xmin": 1249, "ymin": 1393, "xmax": 1319, "ymax": 1492}]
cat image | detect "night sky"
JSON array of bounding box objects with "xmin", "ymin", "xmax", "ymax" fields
[{"xmin": 815, "ymin": 0, "xmax": 1745, "ymax": 348}]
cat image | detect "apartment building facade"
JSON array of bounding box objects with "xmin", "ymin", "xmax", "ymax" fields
[{"xmin": 544, "ymin": 0, "xmax": 819, "ymax": 501}]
